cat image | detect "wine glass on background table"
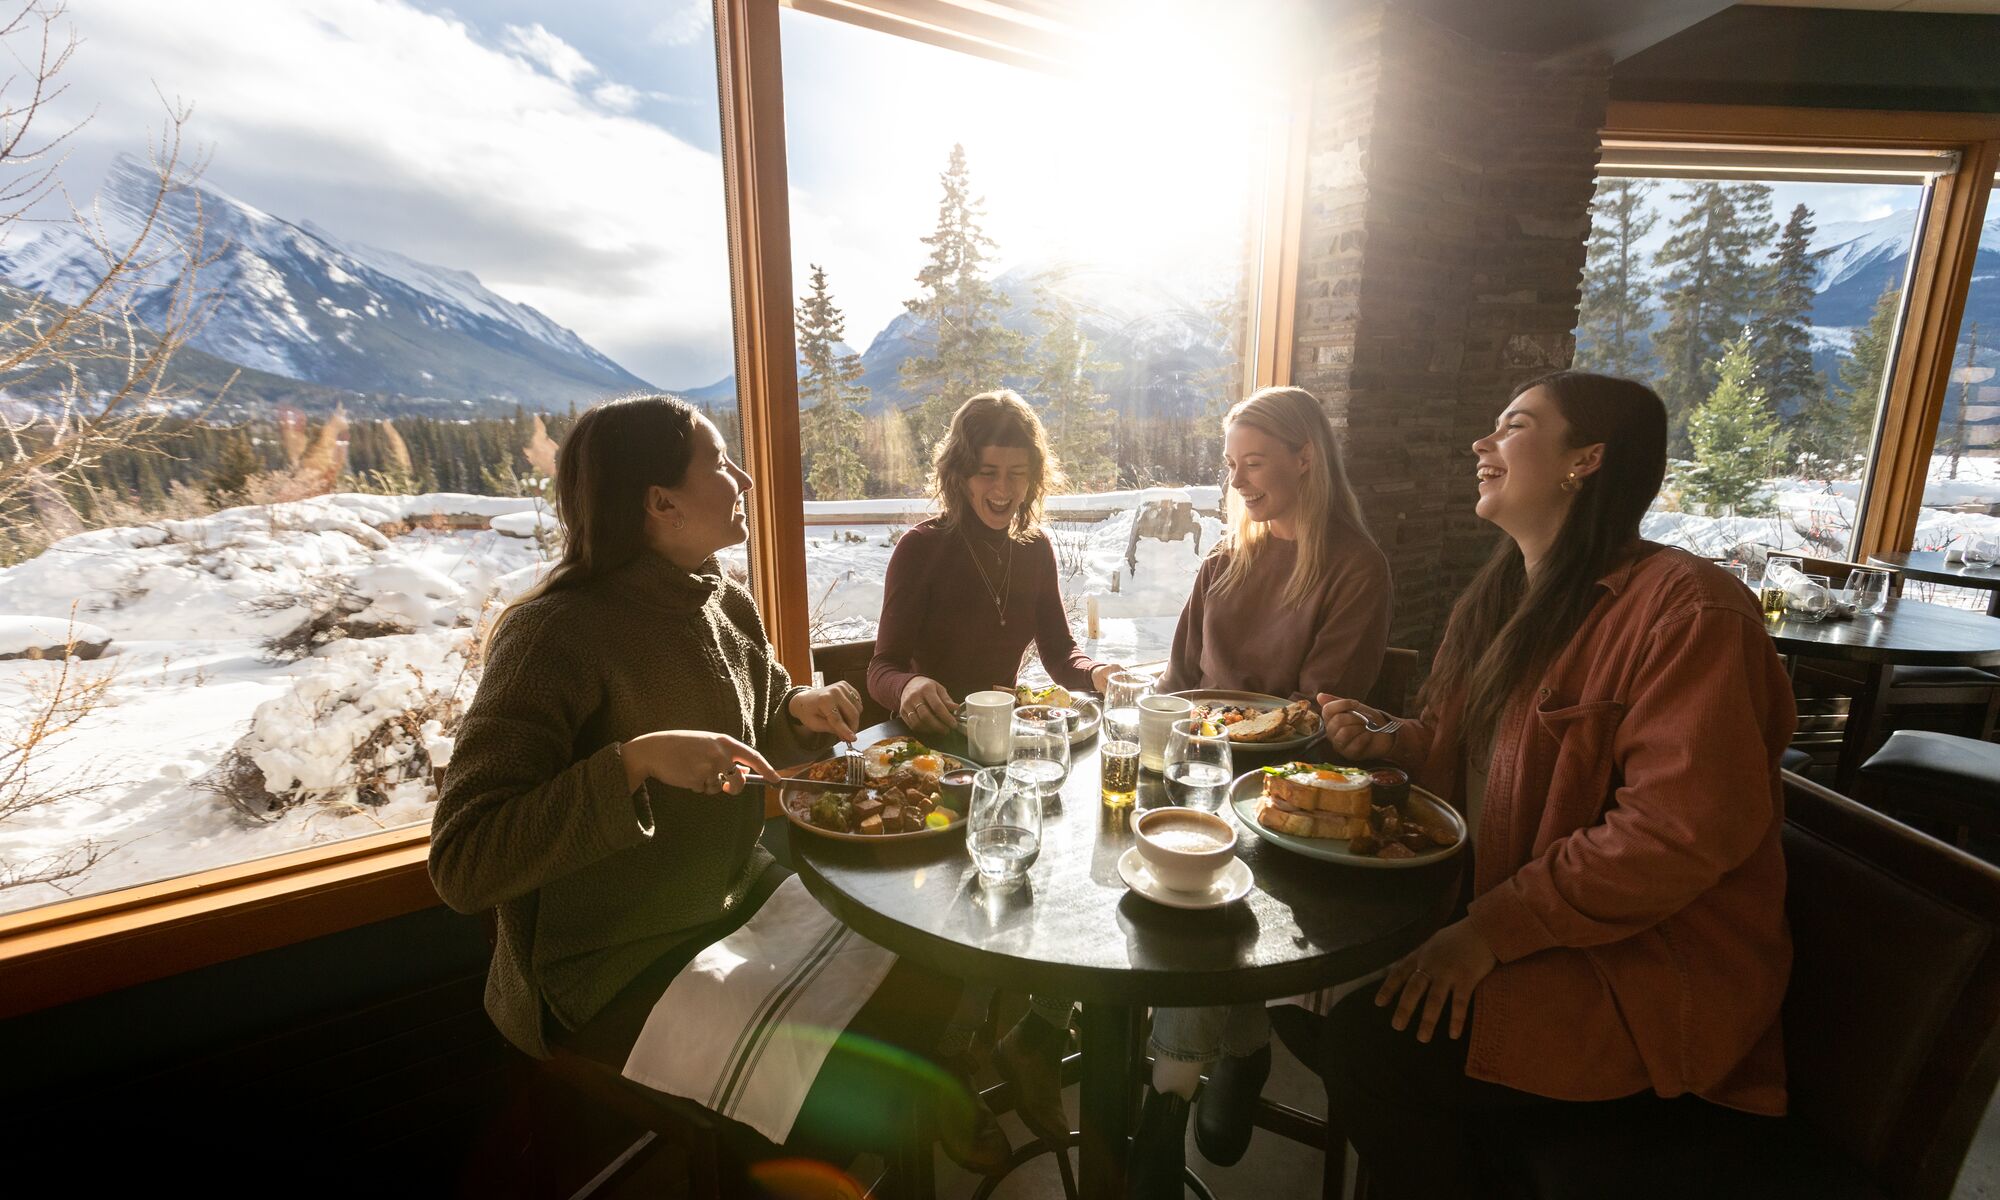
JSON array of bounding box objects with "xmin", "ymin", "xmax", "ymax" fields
[
  {"xmin": 1164, "ymin": 718, "xmax": 1233, "ymax": 813},
  {"xmin": 967, "ymin": 766, "xmax": 1040, "ymax": 891}
]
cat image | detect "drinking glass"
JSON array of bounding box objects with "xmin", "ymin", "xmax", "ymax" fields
[
  {"xmin": 1100, "ymin": 736, "xmax": 1140, "ymax": 809},
  {"xmin": 967, "ymin": 766, "xmax": 1040, "ymax": 890},
  {"xmin": 1164, "ymin": 717, "xmax": 1233, "ymax": 812},
  {"xmin": 1787, "ymin": 573, "xmax": 1835, "ymax": 623},
  {"xmin": 1965, "ymin": 539, "xmax": 1996, "ymax": 570},
  {"xmin": 1766, "ymin": 555, "xmax": 1804, "ymax": 584},
  {"xmin": 1843, "ymin": 567, "xmax": 1891, "ymax": 615},
  {"xmin": 1008, "ymin": 710, "xmax": 1070, "ymax": 801},
  {"xmin": 1103, "ymin": 670, "xmax": 1153, "ymax": 744},
  {"xmin": 1720, "ymin": 562, "xmax": 1750, "ymax": 588}
]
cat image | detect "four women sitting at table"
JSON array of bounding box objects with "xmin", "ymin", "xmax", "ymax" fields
[{"xmin": 437, "ymin": 367, "xmax": 1796, "ymax": 1197}]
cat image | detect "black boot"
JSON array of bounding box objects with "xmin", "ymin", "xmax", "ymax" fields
[
  {"xmin": 993, "ymin": 1011, "xmax": 1070, "ymax": 1147},
  {"xmin": 1193, "ymin": 1043, "xmax": 1270, "ymax": 1166},
  {"xmin": 1126, "ymin": 1087, "xmax": 1190, "ymax": 1200}
]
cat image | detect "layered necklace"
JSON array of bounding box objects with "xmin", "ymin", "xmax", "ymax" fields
[{"xmin": 959, "ymin": 524, "xmax": 1014, "ymax": 627}]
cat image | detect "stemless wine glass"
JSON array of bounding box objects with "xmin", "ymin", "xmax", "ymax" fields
[
  {"xmin": 1766, "ymin": 555, "xmax": 1804, "ymax": 583},
  {"xmin": 1965, "ymin": 538, "xmax": 1996, "ymax": 570},
  {"xmin": 967, "ymin": 766, "xmax": 1040, "ymax": 891},
  {"xmin": 1008, "ymin": 709, "xmax": 1070, "ymax": 802},
  {"xmin": 1844, "ymin": 567, "xmax": 1892, "ymax": 615},
  {"xmin": 1163, "ymin": 717, "xmax": 1233, "ymax": 813},
  {"xmin": 1787, "ymin": 573, "xmax": 1835, "ymax": 623}
]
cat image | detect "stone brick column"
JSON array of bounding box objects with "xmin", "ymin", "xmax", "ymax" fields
[{"xmin": 1290, "ymin": 4, "xmax": 1609, "ymax": 662}]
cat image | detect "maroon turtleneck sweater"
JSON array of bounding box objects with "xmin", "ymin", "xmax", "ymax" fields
[{"xmin": 868, "ymin": 516, "xmax": 1101, "ymax": 712}]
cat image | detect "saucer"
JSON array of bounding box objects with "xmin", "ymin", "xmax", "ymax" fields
[{"xmin": 1117, "ymin": 846, "xmax": 1253, "ymax": 910}]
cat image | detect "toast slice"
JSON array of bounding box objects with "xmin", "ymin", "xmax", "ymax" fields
[
  {"xmin": 1258, "ymin": 798, "xmax": 1370, "ymax": 840},
  {"xmin": 1263, "ymin": 764, "xmax": 1374, "ymax": 816},
  {"xmin": 1228, "ymin": 703, "xmax": 1293, "ymax": 742}
]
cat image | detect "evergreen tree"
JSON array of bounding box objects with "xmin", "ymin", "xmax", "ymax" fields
[
  {"xmin": 1943, "ymin": 322, "xmax": 1981, "ymax": 481},
  {"xmin": 1030, "ymin": 287, "xmax": 1117, "ymax": 492},
  {"xmin": 899, "ymin": 144, "xmax": 1027, "ymax": 461},
  {"xmin": 1752, "ymin": 204, "xmax": 1826, "ymax": 420},
  {"xmin": 1683, "ymin": 332, "xmax": 1786, "ymax": 515},
  {"xmin": 1575, "ymin": 178, "xmax": 1658, "ymax": 377},
  {"xmin": 1652, "ymin": 182, "xmax": 1776, "ymax": 446},
  {"xmin": 1836, "ymin": 284, "xmax": 1901, "ymax": 465},
  {"xmin": 795, "ymin": 264, "xmax": 871, "ymax": 500},
  {"xmin": 206, "ymin": 429, "xmax": 261, "ymax": 506}
]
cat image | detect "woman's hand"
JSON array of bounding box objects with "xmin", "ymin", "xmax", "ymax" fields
[
  {"xmin": 1374, "ymin": 918, "xmax": 1498, "ymax": 1043},
  {"xmin": 1318, "ymin": 693, "xmax": 1398, "ymax": 761},
  {"xmin": 898, "ymin": 676, "xmax": 960, "ymax": 735},
  {"xmin": 1089, "ymin": 663, "xmax": 1126, "ymax": 693},
  {"xmin": 619, "ymin": 731, "xmax": 776, "ymax": 797},
  {"xmin": 790, "ymin": 681, "xmax": 862, "ymax": 743}
]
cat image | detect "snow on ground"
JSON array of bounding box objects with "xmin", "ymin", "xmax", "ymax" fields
[{"xmin": 1, "ymin": 463, "xmax": 1993, "ymax": 915}]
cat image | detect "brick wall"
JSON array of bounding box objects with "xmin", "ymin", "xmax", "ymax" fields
[{"xmin": 1291, "ymin": 4, "xmax": 1609, "ymax": 660}]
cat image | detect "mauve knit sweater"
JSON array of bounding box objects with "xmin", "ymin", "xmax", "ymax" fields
[{"xmin": 429, "ymin": 551, "xmax": 822, "ymax": 1058}]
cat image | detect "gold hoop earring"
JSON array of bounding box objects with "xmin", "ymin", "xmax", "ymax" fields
[{"xmin": 1561, "ymin": 471, "xmax": 1580, "ymax": 494}]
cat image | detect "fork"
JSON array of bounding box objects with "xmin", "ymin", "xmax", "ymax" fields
[
  {"xmin": 1355, "ymin": 711, "xmax": 1404, "ymax": 737},
  {"xmin": 843, "ymin": 748, "xmax": 866, "ymax": 786}
]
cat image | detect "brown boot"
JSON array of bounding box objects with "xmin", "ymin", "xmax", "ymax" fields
[
  {"xmin": 936, "ymin": 1057, "xmax": 1012, "ymax": 1174},
  {"xmin": 993, "ymin": 1012, "xmax": 1070, "ymax": 1147}
]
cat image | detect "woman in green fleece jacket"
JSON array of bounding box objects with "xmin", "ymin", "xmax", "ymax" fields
[{"xmin": 430, "ymin": 395, "xmax": 1009, "ymax": 1178}]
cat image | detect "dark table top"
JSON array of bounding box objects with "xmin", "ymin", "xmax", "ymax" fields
[
  {"xmin": 1867, "ymin": 551, "xmax": 2000, "ymax": 592},
  {"xmin": 1767, "ymin": 596, "xmax": 2000, "ymax": 666},
  {"xmin": 789, "ymin": 721, "xmax": 1460, "ymax": 1007}
]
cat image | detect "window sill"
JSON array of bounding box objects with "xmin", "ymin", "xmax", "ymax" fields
[{"xmin": 0, "ymin": 826, "xmax": 439, "ymax": 1021}]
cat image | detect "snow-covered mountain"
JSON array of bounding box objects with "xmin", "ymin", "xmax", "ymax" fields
[
  {"xmin": 0, "ymin": 154, "xmax": 653, "ymax": 410},
  {"xmin": 1810, "ymin": 208, "xmax": 2000, "ymax": 335}
]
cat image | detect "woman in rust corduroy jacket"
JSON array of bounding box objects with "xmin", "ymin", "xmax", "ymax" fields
[{"xmin": 1311, "ymin": 372, "xmax": 1797, "ymax": 1198}]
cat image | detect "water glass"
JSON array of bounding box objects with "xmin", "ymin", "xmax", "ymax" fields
[
  {"xmin": 1787, "ymin": 573, "xmax": 1835, "ymax": 623},
  {"xmin": 967, "ymin": 766, "xmax": 1040, "ymax": 891},
  {"xmin": 1008, "ymin": 710, "xmax": 1070, "ymax": 801},
  {"xmin": 1164, "ymin": 717, "xmax": 1233, "ymax": 812},
  {"xmin": 1765, "ymin": 555, "xmax": 1804, "ymax": 585},
  {"xmin": 1844, "ymin": 567, "xmax": 1892, "ymax": 615},
  {"xmin": 1104, "ymin": 670, "xmax": 1153, "ymax": 743},
  {"xmin": 1965, "ymin": 540, "xmax": 1996, "ymax": 570},
  {"xmin": 1720, "ymin": 562, "xmax": 1750, "ymax": 588}
]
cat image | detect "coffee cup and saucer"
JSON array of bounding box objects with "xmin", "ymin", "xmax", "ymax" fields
[{"xmin": 1118, "ymin": 807, "xmax": 1254, "ymax": 910}]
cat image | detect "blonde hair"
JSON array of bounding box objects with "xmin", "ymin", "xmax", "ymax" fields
[
  {"xmin": 928, "ymin": 390, "xmax": 1065, "ymax": 543},
  {"xmin": 1213, "ymin": 386, "xmax": 1373, "ymax": 607}
]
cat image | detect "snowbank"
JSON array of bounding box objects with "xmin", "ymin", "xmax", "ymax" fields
[{"xmin": 0, "ymin": 615, "xmax": 114, "ymax": 659}]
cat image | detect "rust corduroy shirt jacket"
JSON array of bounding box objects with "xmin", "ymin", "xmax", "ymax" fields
[{"xmin": 1383, "ymin": 543, "xmax": 1797, "ymax": 1115}]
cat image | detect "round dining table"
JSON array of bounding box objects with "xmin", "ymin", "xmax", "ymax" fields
[
  {"xmin": 788, "ymin": 719, "xmax": 1461, "ymax": 1197},
  {"xmin": 1866, "ymin": 551, "xmax": 2000, "ymax": 617},
  {"xmin": 1767, "ymin": 596, "xmax": 2000, "ymax": 787}
]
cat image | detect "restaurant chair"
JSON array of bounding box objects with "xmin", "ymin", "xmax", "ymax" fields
[
  {"xmin": 1786, "ymin": 557, "xmax": 2000, "ymax": 746},
  {"xmin": 1461, "ymin": 771, "xmax": 2000, "ymax": 1200},
  {"xmin": 811, "ymin": 637, "xmax": 892, "ymax": 729},
  {"xmin": 1858, "ymin": 730, "xmax": 2000, "ymax": 851}
]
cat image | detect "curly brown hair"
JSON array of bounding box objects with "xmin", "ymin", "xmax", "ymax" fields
[{"xmin": 929, "ymin": 390, "xmax": 1065, "ymax": 542}]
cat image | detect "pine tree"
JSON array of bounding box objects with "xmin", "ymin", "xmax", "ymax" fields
[
  {"xmin": 1943, "ymin": 322, "xmax": 1981, "ymax": 481},
  {"xmin": 1652, "ymin": 182, "xmax": 1776, "ymax": 446},
  {"xmin": 1752, "ymin": 204, "xmax": 1826, "ymax": 420},
  {"xmin": 1837, "ymin": 284, "xmax": 1901, "ymax": 465},
  {"xmin": 795, "ymin": 264, "xmax": 871, "ymax": 500},
  {"xmin": 1031, "ymin": 287, "xmax": 1117, "ymax": 491},
  {"xmin": 1683, "ymin": 332, "xmax": 1786, "ymax": 515},
  {"xmin": 206, "ymin": 428, "xmax": 261, "ymax": 506},
  {"xmin": 1575, "ymin": 178, "xmax": 1658, "ymax": 377},
  {"xmin": 899, "ymin": 144, "xmax": 1027, "ymax": 461}
]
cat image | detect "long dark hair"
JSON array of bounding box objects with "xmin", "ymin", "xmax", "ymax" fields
[
  {"xmin": 929, "ymin": 389, "xmax": 1064, "ymax": 542},
  {"xmin": 493, "ymin": 395, "xmax": 701, "ymax": 638},
  {"xmin": 1419, "ymin": 371, "xmax": 1668, "ymax": 743}
]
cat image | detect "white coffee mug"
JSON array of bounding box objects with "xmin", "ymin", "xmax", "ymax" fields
[
  {"xmin": 962, "ymin": 690, "xmax": 1016, "ymax": 765},
  {"xmin": 1137, "ymin": 693, "xmax": 1194, "ymax": 773}
]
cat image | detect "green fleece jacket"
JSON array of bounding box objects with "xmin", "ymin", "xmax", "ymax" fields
[{"xmin": 429, "ymin": 551, "xmax": 821, "ymax": 1057}]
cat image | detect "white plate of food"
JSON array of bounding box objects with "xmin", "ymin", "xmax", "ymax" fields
[
  {"xmin": 1227, "ymin": 762, "xmax": 1465, "ymax": 868},
  {"xmin": 1169, "ymin": 689, "xmax": 1323, "ymax": 754},
  {"xmin": 1014, "ymin": 684, "xmax": 1103, "ymax": 746},
  {"xmin": 781, "ymin": 736, "xmax": 977, "ymax": 842}
]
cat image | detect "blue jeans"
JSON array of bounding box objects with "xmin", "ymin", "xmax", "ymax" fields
[{"xmin": 1150, "ymin": 1002, "xmax": 1270, "ymax": 1064}]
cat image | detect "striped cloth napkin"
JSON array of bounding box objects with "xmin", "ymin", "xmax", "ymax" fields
[{"xmin": 622, "ymin": 875, "xmax": 898, "ymax": 1144}]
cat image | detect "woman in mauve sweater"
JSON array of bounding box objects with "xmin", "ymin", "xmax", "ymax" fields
[
  {"xmin": 431, "ymin": 396, "xmax": 1012, "ymax": 1181},
  {"xmin": 1131, "ymin": 386, "xmax": 1393, "ymax": 1196},
  {"xmin": 1310, "ymin": 372, "xmax": 1796, "ymax": 1198},
  {"xmin": 867, "ymin": 390, "xmax": 1121, "ymax": 731}
]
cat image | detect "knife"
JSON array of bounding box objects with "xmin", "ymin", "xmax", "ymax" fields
[{"xmin": 748, "ymin": 774, "xmax": 871, "ymax": 794}]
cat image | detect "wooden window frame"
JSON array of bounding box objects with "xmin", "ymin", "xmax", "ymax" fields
[
  {"xmin": 0, "ymin": 0, "xmax": 1309, "ymax": 1020},
  {"xmin": 1600, "ymin": 102, "xmax": 2000, "ymax": 560}
]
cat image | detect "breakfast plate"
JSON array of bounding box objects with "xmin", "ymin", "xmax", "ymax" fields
[
  {"xmin": 1169, "ymin": 689, "xmax": 1323, "ymax": 754},
  {"xmin": 1227, "ymin": 766, "xmax": 1465, "ymax": 868},
  {"xmin": 780, "ymin": 737, "xmax": 977, "ymax": 843},
  {"xmin": 1116, "ymin": 846, "xmax": 1254, "ymax": 909}
]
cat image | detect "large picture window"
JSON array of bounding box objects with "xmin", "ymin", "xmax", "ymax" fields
[
  {"xmin": 1574, "ymin": 144, "xmax": 1948, "ymax": 565},
  {"xmin": 0, "ymin": 0, "xmax": 736, "ymax": 915},
  {"xmin": 767, "ymin": 7, "xmax": 1271, "ymax": 673}
]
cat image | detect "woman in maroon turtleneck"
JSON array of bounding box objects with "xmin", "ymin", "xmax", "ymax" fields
[{"xmin": 867, "ymin": 390, "xmax": 1121, "ymax": 732}]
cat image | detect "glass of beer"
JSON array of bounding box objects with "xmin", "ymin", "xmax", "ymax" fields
[{"xmin": 1101, "ymin": 736, "xmax": 1140, "ymax": 809}]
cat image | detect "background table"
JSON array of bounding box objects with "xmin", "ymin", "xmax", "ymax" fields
[
  {"xmin": 1867, "ymin": 551, "xmax": 2000, "ymax": 617},
  {"xmin": 1768, "ymin": 597, "xmax": 2000, "ymax": 786},
  {"xmin": 790, "ymin": 720, "xmax": 1459, "ymax": 1197}
]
